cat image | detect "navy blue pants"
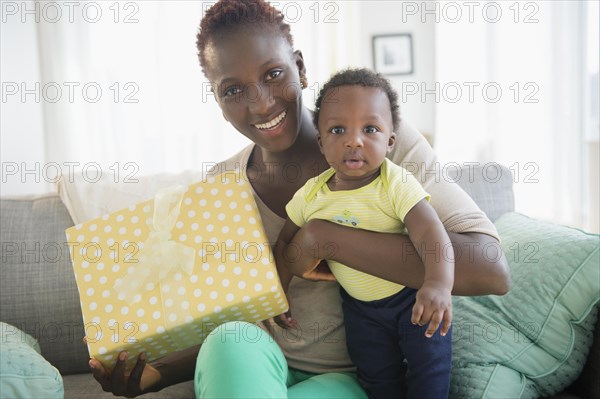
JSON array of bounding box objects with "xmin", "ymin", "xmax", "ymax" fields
[{"xmin": 341, "ymin": 288, "xmax": 452, "ymax": 399}]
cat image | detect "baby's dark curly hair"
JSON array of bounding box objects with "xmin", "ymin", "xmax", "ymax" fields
[
  {"xmin": 314, "ymin": 68, "xmax": 401, "ymax": 133},
  {"xmin": 196, "ymin": 0, "xmax": 294, "ymax": 76}
]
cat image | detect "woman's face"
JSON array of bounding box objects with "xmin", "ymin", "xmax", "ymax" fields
[{"xmin": 203, "ymin": 28, "xmax": 306, "ymax": 153}]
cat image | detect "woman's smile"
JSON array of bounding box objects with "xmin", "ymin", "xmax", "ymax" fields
[{"xmin": 253, "ymin": 110, "xmax": 288, "ymax": 137}]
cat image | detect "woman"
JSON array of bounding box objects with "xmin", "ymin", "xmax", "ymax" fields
[{"xmin": 89, "ymin": 1, "xmax": 510, "ymax": 397}]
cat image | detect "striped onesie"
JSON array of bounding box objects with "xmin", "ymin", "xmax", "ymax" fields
[{"xmin": 285, "ymin": 157, "xmax": 430, "ymax": 301}]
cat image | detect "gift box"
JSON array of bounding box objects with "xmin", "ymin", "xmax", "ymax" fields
[{"xmin": 66, "ymin": 171, "xmax": 288, "ymax": 370}]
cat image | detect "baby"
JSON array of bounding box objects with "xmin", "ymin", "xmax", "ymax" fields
[{"xmin": 275, "ymin": 68, "xmax": 454, "ymax": 398}]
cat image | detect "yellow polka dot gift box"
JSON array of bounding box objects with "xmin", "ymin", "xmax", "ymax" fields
[{"xmin": 65, "ymin": 172, "xmax": 288, "ymax": 370}]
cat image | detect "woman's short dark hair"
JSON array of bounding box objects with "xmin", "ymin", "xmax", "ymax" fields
[{"xmin": 196, "ymin": 0, "xmax": 294, "ymax": 75}]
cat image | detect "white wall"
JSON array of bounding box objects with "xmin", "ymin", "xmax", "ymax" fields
[
  {"xmin": 290, "ymin": 1, "xmax": 436, "ymax": 139},
  {"xmin": 357, "ymin": 1, "xmax": 436, "ymax": 140},
  {"xmin": 0, "ymin": 1, "xmax": 49, "ymax": 195}
]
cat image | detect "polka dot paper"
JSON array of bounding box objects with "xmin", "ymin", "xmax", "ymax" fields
[{"xmin": 66, "ymin": 171, "xmax": 288, "ymax": 370}]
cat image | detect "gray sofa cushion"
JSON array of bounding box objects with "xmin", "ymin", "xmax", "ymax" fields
[
  {"xmin": 447, "ymin": 163, "xmax": 515, "ymax": 222},
  {"xmin": 0, "ymin": 194, "xmax": 89, "ymax": 375},
  {"xmin": 63, "ymin": 374, "xmax": 195, "ymax": 399}
]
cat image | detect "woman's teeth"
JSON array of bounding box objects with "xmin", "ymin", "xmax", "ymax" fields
[{"xmin": 255, "ymin": 111, "xmax": 286, "ymax": 129}]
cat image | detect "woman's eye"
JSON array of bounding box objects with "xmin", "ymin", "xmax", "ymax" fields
[
  {"xmin": 330, "ymin": 127, "xmax": 344, "ymax": 134},
  {"xmin": 223, "ymin": 86, "xmax": 242, "ymax": 98},
  {"xmin": 364, "ymin": 126, "xmax": 378, "ymax": 134},
  {"xmin": 267, "ymin": 70, "xmax": 282, "ymax": 80}
]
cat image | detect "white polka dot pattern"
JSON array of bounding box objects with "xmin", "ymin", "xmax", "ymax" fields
[{"xmin": 66, "ymin": 172, "xmax": 288, "ymax": 370}]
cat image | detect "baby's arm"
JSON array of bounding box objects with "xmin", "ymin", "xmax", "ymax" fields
[{"xmin": 403, "ymin": 199, "xmax": 454, "ymax": 338}]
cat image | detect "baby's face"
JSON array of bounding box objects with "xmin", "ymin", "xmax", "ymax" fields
[{"xmin": 317, "ymin": 85, "xmax": 396, "ymax": 184}]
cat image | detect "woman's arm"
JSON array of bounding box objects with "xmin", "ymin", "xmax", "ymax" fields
[
  {"xmin": 274, "ymin": 219, "xmax": 301, "ymax": 292},
  {"xmin": 290, "ymin": 219, "xmax": 510, "ymax": 296},
  {"xmin": 275, "ymin": 218, "xmax": 336, "ymax": 285},
  {"xmin": 89, "ymin": 345, "xmax": 200, "ymax": 396},
  {"xmin": 360, "ymin": 120, "xmax": 510, "ymax": 295}
]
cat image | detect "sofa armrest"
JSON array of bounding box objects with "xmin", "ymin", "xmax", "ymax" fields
[{"xmin": 447, "ymin": 163, "xmax": 515, "ymax": 222}]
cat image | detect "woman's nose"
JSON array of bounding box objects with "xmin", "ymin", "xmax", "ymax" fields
[{"xmin": 247, "ymin": 83, "xmax": 275, "ymax": 114}]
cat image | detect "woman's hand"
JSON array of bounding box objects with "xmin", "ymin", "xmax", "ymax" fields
[
  {"xmin": 297, "ymin": 259, "xmax": 337, "ymax": 282},
  {"xmin": 274, "ymin": 310, "xmax": 297, "ymax": 329},
  {"xmin": 275, "ymin": 218, "xmax": 337, "ymax": 282},
  {"xmin": 89, "ymin": 352, "xmax": 162, "ymax": 397},
  {"xmin": 84, "ymin": 337, "xmax": 162, "ymax": 397},
  {"xmin": 286, "ymin": 219, "xmax": 337, "ymax": 282}
]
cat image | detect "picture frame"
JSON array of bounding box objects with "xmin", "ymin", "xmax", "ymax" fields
[{"xmin": 372, "ymin": 34, "xmax": 414, "ymax": 75}]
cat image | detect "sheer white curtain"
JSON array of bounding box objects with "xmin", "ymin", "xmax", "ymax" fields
[
  {"xmin": 36, "ymin": 1, "xmax": 359, "ymax": 177},
  {"xmin": 434, "ymin": 1, "xmax": 592, "ymax": 229},
  {"xmin": 37, "ymin": 1, "xmax": 238, "ymax": 175}
]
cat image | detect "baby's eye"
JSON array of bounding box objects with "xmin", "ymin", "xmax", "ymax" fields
[
  {"xmin": 266, "ymin": 70, "xmax": 282, "ymax": 80},
  {"xmin": 223, "ymin": 86, "xmax": 242, "ymax": 98},
  {"xmin": 364, "ymin": 126, "xmax": 378, "ymax": 134},
  {"xmin": 329, "ymin": 127, "xmax": 344, "ymax": 134}
]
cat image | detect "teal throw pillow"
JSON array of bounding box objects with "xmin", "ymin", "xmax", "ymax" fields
[
  {"xmin": 450, "ymin": 212, "xmax": 599, "ymax": 398},
  {"xmin": 0, "ymin": 322, "xmax": 64, "ymax": 399}
]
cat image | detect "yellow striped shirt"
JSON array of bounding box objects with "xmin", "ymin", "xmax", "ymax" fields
[{"xmin": 286, "ymin": 158, "xmax": 430, "ymax": 301}]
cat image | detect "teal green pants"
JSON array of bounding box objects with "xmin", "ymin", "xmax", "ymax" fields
[{"xmin": 194, "ymin": 321, "xmax": 367, "ymax": 398}]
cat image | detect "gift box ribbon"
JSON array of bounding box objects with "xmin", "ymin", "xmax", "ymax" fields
[{"xmin": 113, "ymin": 185, "xmax": 196, "ymax": 348}]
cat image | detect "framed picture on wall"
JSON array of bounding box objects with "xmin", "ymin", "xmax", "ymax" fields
[{"xmin": 372, "ymin": 34, "xmax": 414, "ymax": 75}]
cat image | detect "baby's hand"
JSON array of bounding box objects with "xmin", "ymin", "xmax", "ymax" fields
[{"xmin": 411, "ymin": 282, "xmax": 452, "ymax": 338}]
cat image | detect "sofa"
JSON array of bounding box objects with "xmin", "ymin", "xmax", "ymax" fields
[{"xmin": 1, "ymin": 164, "xmax": 598, "ymax": 399}]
